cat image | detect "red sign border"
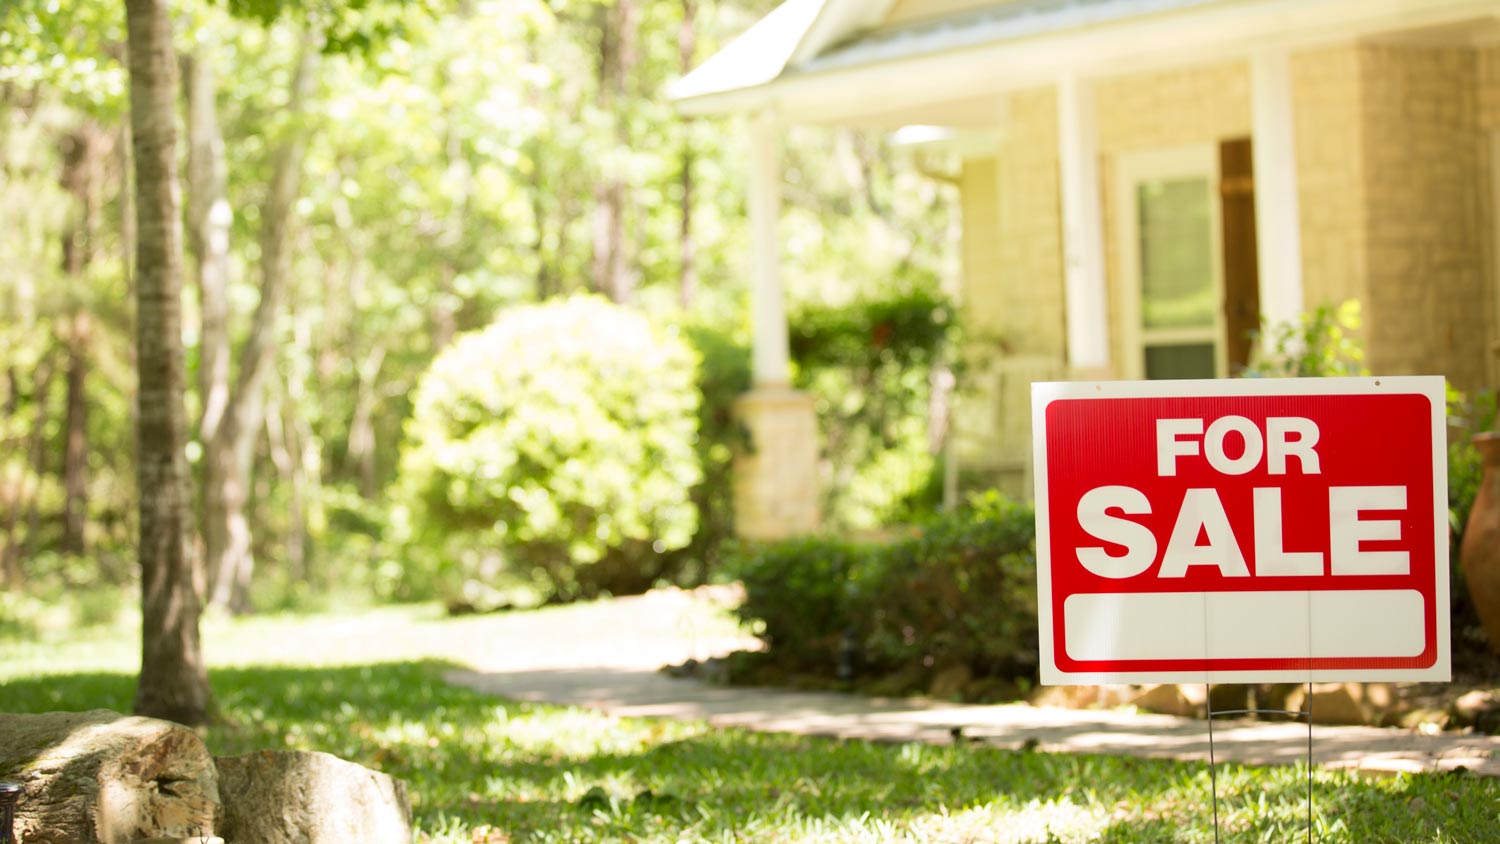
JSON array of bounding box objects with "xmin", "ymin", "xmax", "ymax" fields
[{"xmin": 1031, "ymin": 376, "xmax": 1451, "ymax": 686}]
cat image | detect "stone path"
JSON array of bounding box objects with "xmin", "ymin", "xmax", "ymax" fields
[{"xmin": 444, "ymin": 588, "xmax": 1500, "ymax": 778}]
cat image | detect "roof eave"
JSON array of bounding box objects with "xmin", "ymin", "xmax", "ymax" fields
[{"xmin": 672, "ymin": 0, "xmax": 1500, "ymax": 124}]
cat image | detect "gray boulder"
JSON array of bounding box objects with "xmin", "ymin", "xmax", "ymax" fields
[{"xmin": 215, "ymin": 750, "xmax": 411, "ymax": 844}]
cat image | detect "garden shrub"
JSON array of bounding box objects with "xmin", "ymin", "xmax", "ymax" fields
[
  {"xmin": 793, "ymin": 286, "xmax": 955, "ymax": 529},
  {"xmin": 790, "ymin": 287, "xmax": 954, "ymax": 529},
  {"xmin": 398, "ymin": 295, "xmax": 702, "ymax": 604},
  {"xmin": 1241, "ymin": 299, "xmax": 1367, "ymax": 378},
  {"xmin": 727, "ymin": 536, "xmax": 876, "ymax": 674},
  {"xmin": 727, "ymin": 491, "xmax": 1037, "ymax": 693},
  {"xmin": 672, "ymin": 321, "xmax": 752, "ymax": 583},
  {"xmin": 861, "ymin": 492, "xmax": 1038, "ymax": 681}
]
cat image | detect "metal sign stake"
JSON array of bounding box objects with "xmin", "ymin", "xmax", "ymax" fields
[{"xmin": 1203, "ymin": 682, "xmax": 1316, "ymax": 844}]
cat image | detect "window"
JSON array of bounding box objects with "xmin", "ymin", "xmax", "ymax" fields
[{"xmin": 1115, "ymin": 146, "xmax": 1226, "ymax": 380}]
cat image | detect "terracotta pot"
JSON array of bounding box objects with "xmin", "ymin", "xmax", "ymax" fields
[{"xmin": 1459, "ymin": 432, "xmax": 1500, "ymax": 654}]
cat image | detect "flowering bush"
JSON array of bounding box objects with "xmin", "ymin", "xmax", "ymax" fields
[{"xmin": 399, "ymin": 295, "xmax": 702, "ymax": 603}]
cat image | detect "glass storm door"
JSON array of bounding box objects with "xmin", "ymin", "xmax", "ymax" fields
[{"xmin": 1115, "ymin": 146, "xmax": 1226, "ymax": 380}]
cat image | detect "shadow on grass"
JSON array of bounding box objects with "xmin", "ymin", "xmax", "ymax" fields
[{"xmin": 2, "ymin": 662, "xmax": 1496, "ymax": 843}]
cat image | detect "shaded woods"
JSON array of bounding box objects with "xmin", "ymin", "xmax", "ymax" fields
[{"xmin": 0, "ymin": 0, "xmax": 957, "ymax": 719}]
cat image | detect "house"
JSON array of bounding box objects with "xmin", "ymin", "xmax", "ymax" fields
[{"xmin": 674, "ymin": 0, "xmax": 1500, "ymax": 535}]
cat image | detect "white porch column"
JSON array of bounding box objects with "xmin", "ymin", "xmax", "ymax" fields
[
  {"xmin": 733, "ymin": 107, "xmax": 819, "ymax": 540},
  {"xmin": 748, "ymin": 108, "xmax": 791, "ymax": 386},
  {"xmin": 1056, "ymin": 75, "xmax": 1111, "ymax": 375},
  {"xmin": 1251, "ymin": 47, "xmax": 1306, "ymax": 339}
]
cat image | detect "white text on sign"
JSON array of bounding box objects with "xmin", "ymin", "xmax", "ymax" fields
[{"xmin": 1075, "ymin": 415, "xmax": 1409, "ymax": 580}]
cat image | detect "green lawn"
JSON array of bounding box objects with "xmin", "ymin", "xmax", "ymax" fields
[{"xmin": 2, "ymin": 604, "xmax": 1498, "ymax": 843}]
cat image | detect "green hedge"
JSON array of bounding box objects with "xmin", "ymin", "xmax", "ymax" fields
[{"xmin": 727, "ymin": 492, "xmax": 1037, "ymax": 694}]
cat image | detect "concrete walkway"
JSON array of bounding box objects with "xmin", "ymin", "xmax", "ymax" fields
[{"xmin": 443, "ymin": 588, "xmax": 1500, "ymax": 778}]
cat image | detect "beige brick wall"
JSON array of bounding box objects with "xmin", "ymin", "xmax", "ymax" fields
[
  {"xmin": 1292, "ymin": 45, "xmax": 1371, "ymax": 315},
  {"xmin": 1359, "ymin": 45, "xmax": 1488, "ymax": 390},
  {"xmin": 1478, "ymin": 46, "xmax": 1499, "ymax": 385},
  {"xmin": 992, "ymin": 88, "xmax": 1066, "ymax": 358},
  {"xmin": 1479, "ymin": 46, "xmax": 1500, "ymax": 130},
  {"xmin": 959, "ymin": 157, "xmax": 1003, "ymax": 327}
]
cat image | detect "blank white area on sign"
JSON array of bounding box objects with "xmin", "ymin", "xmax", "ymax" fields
[{"xmin": 1063, "ymin": 590, "xmax": 1425, "ymax": 662}]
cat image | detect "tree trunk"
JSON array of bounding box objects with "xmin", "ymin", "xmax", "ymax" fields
[
  {"xmin": 21, "ymin": 353, "xmax": 56, "ymax": 562},
  {"xmin": 125, "ymin": 0, "xmax": 211, "ymax": 726},
  {"xmin": 183, "ymin": 47, "xmax": 232, "ymax": 452},
  {"xmin": 0, "ymin": 710, "xmax": 221, "ymax": 844},
  {"xmin": 264, "ymin": 389, "xmax": 305, "ymax": 581},
  {"xmin": 60, "ymin": 125, "xmax": 105, "ymax": 556},
  {"xmin": 591, "ymin": 0, "xmax": 637, "ymax": 305},
  {"xmin": 678, "ymin": 0, "xmax": 698, "ymax": 309},
  {"xmin": 118, "ymin": 122, "xmax": 136, "ymax": 303},
  {"xmin": 269, "ymin": 303, "xmax": 319, "ymax": 584},
  {"xmin": 345, "ymin": 343, "xmax": 385, "ymax": 499},
  {"xmin": 204, "ymin": 28, "xmax": 319, "ymax": 614},
  {"xmin": 183, "ymin": 42, "xmax": 236, "ymax": 610},
  {"xmin": 61, "ymin": 312, "xmax": 92, "ymax": 555}
]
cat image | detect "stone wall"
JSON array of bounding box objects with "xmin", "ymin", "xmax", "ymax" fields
[
  {"xmin": 992, "ymin": 88, "xmax": 1066, "ymax": 358},
  {"xmin": 1359, "ymin": 45, "xmax": 1488, "ymax": 390},
  {"xmin": 1477, "ymin": 44, "xmax": 1500, "ymax": 384},
  {"xmin": 1292, "ymin": 44, "xmax": 1371, "ymax": 316},
  {"xmin": 959, "ymin": 157, "xmax": 1003, "ymax": 330}
]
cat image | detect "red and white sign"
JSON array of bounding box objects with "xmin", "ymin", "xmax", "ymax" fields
[{"xmin": 1032, "ymin": 377, "xmax": 1450, "ymax": 685}]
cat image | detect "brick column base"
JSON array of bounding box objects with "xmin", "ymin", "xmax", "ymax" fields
[{"xmin": 732, "ymin": 386, "xmax": 820, "ymax": 540}]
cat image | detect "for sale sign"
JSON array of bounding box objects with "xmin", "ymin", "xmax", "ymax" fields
[{"xmin": 1032, "ymin": 377, "xmax": 1449, "ymax": 685}]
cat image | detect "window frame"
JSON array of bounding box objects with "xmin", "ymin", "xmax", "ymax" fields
[{"xmin": 1114, "ymin": 144, "xmax": 1228, "ymax": 380}]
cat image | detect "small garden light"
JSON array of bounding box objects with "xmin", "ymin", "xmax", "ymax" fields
[
  {"xmin": 0, "ymin": 782, "xmax": 20, "ymax": 844},
  {"xmin": 836, "ymin": 628, "xmax": 860, "ymax": 682}
]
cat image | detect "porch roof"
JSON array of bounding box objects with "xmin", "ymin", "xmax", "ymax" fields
[
  {"xmin": 672, "ymin": 0, "xmax": 1500, "ymax": 126},
  {"xmin": 797, "ymin": 0, "xmax": 1217, "ymax": 76}
]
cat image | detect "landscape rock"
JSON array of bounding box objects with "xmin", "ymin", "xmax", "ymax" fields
[
  {"xmin": 927, "ymin": 665, "xmax": 972, "ymax": 700},
  {"xmin": 1396, "ymin": 708, "xmax": 1450, "ymax": 732},
  {"xmin": 1031, "ymin": 685, "xmax": 1135, "ymax": 710},
  {"xmin": 0, "ymin": 710, "xmax": 220, "ymax": 844},
  {"xmin": 1449, "ymin": 689, "xmax": 1500, "ymax": 733},
  {"xmin": 1285, "ymin": 683, "xmax": 1370, "ymax": 726},
  {"xmin": 863, "ymin": 665, "xmax": 927, "ymax": 698},
  {"xmin": 1255, "ymin": 684, "xmax": 1300, "ymax": 714},
  {"xmin": 215, "ymin": 750, "xmax": 411, "ymax": 844},
  {"xmin": 961, "ymin": 676, "xmax": 1022, "ymax": 703},
  {"xmin": 1130, "ymin": 684, "xmax": 1196, "ymax": 717},
  {"xmin": 1207, "ymin": 684, "xmax": 1251, "ymax": 715}
]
